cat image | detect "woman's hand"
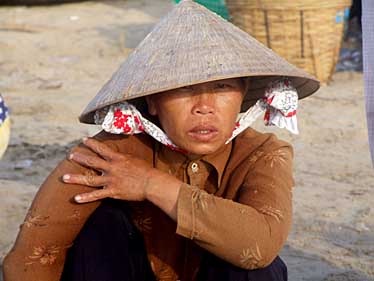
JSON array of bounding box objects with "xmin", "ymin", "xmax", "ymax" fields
[
  {"xmin": 62, "ymin": 137, "xmax": 154, "ymax": 203},
  {"xmin": 63, "ymin": 137, "xmax": 182, "ymax": 220}
]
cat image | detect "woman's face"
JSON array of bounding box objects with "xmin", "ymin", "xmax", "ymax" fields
[{"xmin": 146, "ymin": 78, "xmax": 246, "ymax": 157}]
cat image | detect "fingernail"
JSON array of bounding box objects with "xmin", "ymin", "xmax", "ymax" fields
[
  {"xmin": 69, "ymin": 153, "xmax": 74, "ymax": 160},
  {"xmin": 82, "ymin": 137, "xmax": 88, "ymax": 143},
  {"xmin": 62, "ymin": 174, "xmax": 70, "ymax": 181},
  {"xmin": 75, "ymin": 195, "xmax": 82, "ymax": 202}
]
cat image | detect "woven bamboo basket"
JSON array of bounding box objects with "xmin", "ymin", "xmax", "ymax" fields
[{"xmin": 226, "ymin": 0, "xmax": 352, "ymax": 83}]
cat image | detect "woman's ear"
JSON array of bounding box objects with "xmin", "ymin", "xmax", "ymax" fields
[{"xmin": 145, "ymin": 96, "xmax": 157, "ymax": 116}]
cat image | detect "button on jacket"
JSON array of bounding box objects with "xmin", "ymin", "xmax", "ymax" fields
[{"xmin": 3, "ymin": 128, "xmax": 294, "ymax": 281}]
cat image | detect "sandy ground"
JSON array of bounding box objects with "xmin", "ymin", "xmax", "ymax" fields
[{"xmin": 0, "ymin": 1, "xmax": 373, "ymax": 280}]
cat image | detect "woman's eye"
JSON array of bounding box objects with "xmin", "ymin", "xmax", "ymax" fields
[{"xmin": 216, "ymin": 83, "xmax": 231, "ymax": 89}]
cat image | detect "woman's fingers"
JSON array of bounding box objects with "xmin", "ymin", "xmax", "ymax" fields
[
  {"xmin": 62, "ymin": 173, "xmax": 110, "ymax": 187},
  {"xmin": 82, "ymin": 138, "xmax": 119, "ymax": 161},
  {"xmin": 74, "ymin": 189, "xmax": 112, "ymax": 203},
  {"xmin": 62, "ymin": 138, "xmax": 153, "ymax": 202},
  {"xmin": 69, "ymin": 152, "xmax": 110, "ymax": 171}
]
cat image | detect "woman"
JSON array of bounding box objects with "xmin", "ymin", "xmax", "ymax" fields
[{"xmin": 3, "ymin": 1, "xmax": 320, "ymax": 280}]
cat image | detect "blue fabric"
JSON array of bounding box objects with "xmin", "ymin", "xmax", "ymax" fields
[
  {"xmin": 61, "ymin": 199, "xmax": 155, "ymax": 281},
  {"xmin": 362, "ymin": 0, "xmax": 374, "ymax": 166},
  {"xmin": 197, "ymin": 254, "xmax": 287, "ymax": 281},
  {"xmin": 0, "ymin": 94, "xmax": 9, "ymax": 126}
]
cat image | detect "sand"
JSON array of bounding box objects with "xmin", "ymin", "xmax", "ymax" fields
[{"xmin": 0, "ymin": 0, "xmax": 373, "ymax": 280}]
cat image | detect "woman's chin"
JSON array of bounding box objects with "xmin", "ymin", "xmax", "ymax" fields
[{"xmin": 183, "ymin": 142, "xmax": 225, "ymax": 157}]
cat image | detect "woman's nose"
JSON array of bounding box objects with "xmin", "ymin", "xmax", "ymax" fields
[{"xmin": 191, "ymin": 94, "xmax": 216, "ymax": 115}]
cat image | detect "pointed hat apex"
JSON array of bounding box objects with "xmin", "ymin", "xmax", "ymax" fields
[{"xmin": 80, "ymin": 0, "xmax": 319, "ymax": 123}]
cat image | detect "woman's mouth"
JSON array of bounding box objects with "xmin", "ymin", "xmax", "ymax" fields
[{"xmin": 187, "ymin": 126, "xmax": 219, "ymax": 142}]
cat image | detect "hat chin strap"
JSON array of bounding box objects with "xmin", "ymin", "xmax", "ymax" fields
[{"xmin": 94, "ymin": 79, "xmax": 298, "ymax": 152}]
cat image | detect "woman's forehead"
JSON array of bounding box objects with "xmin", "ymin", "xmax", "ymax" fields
[
  {"xmin": 147, "ymin": 77, "xmax": 249, "ymax": 102},
  {"xmin": 169, "ymin": 77, "xmax": 247, "ymax": 92},
  {"xmin": 192, "ymin": 77, "xmax": 246, "ymax": 87}
]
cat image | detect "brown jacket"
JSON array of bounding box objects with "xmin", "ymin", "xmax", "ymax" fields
[{"xmin": 3, "ymin": 128, "xmax": 294, "ymax": 281}]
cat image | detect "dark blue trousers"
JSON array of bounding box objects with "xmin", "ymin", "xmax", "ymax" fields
[{"xmin": 61, "ymin": 199, "xmax": 287, "ymax": 281}]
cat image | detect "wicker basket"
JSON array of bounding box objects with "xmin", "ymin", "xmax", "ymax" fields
[{"xmin": 226, "ymin": 0, "xmax": 352, "ymax": 83}]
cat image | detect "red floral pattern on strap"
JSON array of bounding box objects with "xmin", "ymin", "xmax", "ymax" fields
[{"xmin": 113, "ymin": 110, "xmax": 132, "ymax": 133}]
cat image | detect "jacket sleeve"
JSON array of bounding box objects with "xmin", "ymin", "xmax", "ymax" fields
[
  {"xmin": 176, "ymin": 142, "xmax": 294, "ymax": 269},
  {"xmin": 2, "ymin": 134, "xmax": 121, "ymax": 281}
]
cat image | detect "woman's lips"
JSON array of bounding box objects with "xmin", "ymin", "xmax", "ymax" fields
[{"xmin": 187, "ymin": 125, "xmax": 219, "ymax": 142}]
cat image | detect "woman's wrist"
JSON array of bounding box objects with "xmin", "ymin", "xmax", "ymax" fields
[
  {"xmin": 144, "ymin": 168, "xmax": 162, "ymax": 201},
  {"xmin": 144, "ymin": 169, "xmax": 182, "ymax": 221}
]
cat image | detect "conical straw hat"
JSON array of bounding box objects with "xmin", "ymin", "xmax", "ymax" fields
[{"xmin": 79, "ymin": 0, "xmax": 320, "ymax": 124}]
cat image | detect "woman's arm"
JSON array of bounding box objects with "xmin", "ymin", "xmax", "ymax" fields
[
  {"xmin": 3, "ymin": 148, "xmax": 100, "ymax": 280},
  {"xmin": 2, "ymin": 133, "xmax": 129, "ymax": 281},
  {"xmin": 175, "ymin": 143, "xmax": 294, "ymax": 269}
]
